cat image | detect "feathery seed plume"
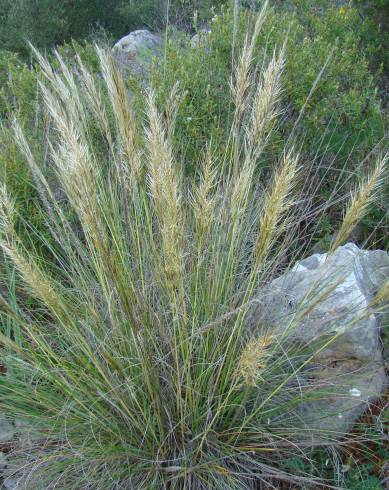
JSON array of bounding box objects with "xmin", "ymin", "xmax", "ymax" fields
[
  {"xmin": 146, "ymin": 91, "xmax": 183, "ymax": 288},
  {"xmin": 192, "ymin": 146, "xmax": 218, "ymax": 237},
  {"xmin": 331, "ymin": 153, "xmax": 387, "ymax": 252},
  {"xmin": 238, "ymin": 333, "xmax": 274, "ymax": 386},
  {"xmin": 254, "ymin": 149, "xmax": 300, "ymax": 268}
]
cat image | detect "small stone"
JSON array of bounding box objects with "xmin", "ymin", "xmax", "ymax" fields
[
  {"xmin": 349, "ymin": 388, "xmax": 361, "ymax": 397},
  {"xmin": 190, "ymin": 29, "xmax": 211, "ymax": 48},
  {"xmin": 0, "ymin": 450, "xmax": 7, "ymax": 469},
  {"xmin": 112, "ymin": 29, "xmax": 163, "ymax": 78},
  {"xmin": 0, "ymin": 416, "xmax": 14, "ymax": 443},
  {"xmin": 3, "ymin": 477, "xmax": 19, "ymax": 489}
]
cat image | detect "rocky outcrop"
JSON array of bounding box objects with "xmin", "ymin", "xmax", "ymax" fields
[
  {"xmin": 112, "ymin": 29, "xmax": 163, "ymax": 78},
  {"xmin": 0, "ymin": 416, "xmax": 14, "ymax": 489},
  {"xmin": 190, "ymin": 28, "xmax": 211, "ymax": 48},
  {"xmin": 0, "ymin": 418, "xmax": 37, "ymax": 489},
  {"xmin": 0, "ymin": 417, "xmax": 13, "ymax": 445},
  {"xmin": 247, "ymin": 243, "xmax": 389, "ymax": 439}
]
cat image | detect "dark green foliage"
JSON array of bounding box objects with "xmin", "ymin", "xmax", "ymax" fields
[
  {"xmin": 151, "ymin": 4, "xmax": 384, "ymax": 166},
  {"xmin": 0, "ymin": 2, "xmax": 387, "ymax": 487},
  {"xmin": 0, "ymin": 0, "xmax": 132, "ymax": 56},
  {"xmin": 0, "ymin": 0, "xmax": 67, "ymax": 56},
  {"xmin": 0, "ymin": 42, "xmax": 106, "ymax": 238},
  {"xmin": 147, "ymin": 3, "xmax": 388, "ymax": 246},
  {"xmin": 0, "ymin": 49, "xmax": 41, "ymax": 230},
  {"xmin": 0, "ymin": 0, "xmax": 229, "ymax": 57}
]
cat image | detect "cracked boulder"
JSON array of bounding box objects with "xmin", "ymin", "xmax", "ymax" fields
[
  {"xmin": 112, "ymin": 29, "xmax": 163, "ymax": 78},
  {"xmin": 247, "ymin": 243, "xmax": 389, "ymax": 439},
  {"xmin": 0, "ymin": 416, "xmax": 13, "ymax": 445}
]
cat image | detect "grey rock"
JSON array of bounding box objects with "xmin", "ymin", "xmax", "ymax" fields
[
  {"xmin": 0, "ymin": 416, "xmax": 14, "ymax": 444},
  {"xmin": 1, "ymin": 460, "xmax": 25, "ymax": 490},
  {"xmin": 248, "ymin": 243, "xmax": 389, "ymax": 439},
  {"xmin": 190, "ymin": 28, "xmax": 211, "ymax": 48},
  {"xmin": 0, "ymin": 451, "xmax": 7, "ymax": 470},
  {"xmin": 2, "ymin": 478, "xmax": 18, "ymax": 490},
  {"xmin": 112, "ymin": 29, "xmax": 163, "ymax": 78}
]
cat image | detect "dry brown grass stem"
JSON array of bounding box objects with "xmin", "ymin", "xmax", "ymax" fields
[{"xmin": 331, "ymin": 153, "xmax": 388, "ymax": 252}]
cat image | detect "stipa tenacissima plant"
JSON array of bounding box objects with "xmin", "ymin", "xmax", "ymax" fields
[{"xmin": 0, "ymin": 9, "xmax": 387, "ymax": 490}]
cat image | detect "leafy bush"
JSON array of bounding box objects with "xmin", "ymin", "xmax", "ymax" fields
[
  {"xmin": 151, "ymin": 3, "xmax": 383, "ymax": 167},
  {"xmin": 147, "ymin": 2, "xmax": 387, "ymax": 245},
  {"xmin": 0, "ymin": 12, "xmax": 386, "ymax": 486},
  {"xmin": 0, "ymin": 50, "xmax": 44, "ymax": 234},
  {"xmin": 0, "ymin": 0, "xmax": 228, "ymax": 58},
  {"xmin": 0, "ymin": 42, "xmax": 109, "ymax": 239},
  {"xmin": 116, "ymin": 0, "xmax": 227, "ymax": 31}
]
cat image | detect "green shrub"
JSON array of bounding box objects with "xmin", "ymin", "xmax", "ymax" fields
[
  {"xmin": 0, "ymin": 42, "xmax": 114, "ymax": 251},
  {"xmin": 0, "ymin": 14, "xmax": 386, "ymax": 485},
  {"xmin": 0, "ymin": 0, "xmax": 228, "ymax": 57},
  {"xmin": 116, "ymin": 0, "xmax": 227, "ymax": 32},
  {"xmin": 147, "ymin": 3, "xmax": 386, "ymax": 245},
  {"xmin": 151, "ymin": 4, "xmax": 383, "ymax": 167},
  {"xmin": 0, "ymin": 50, "xmax": 44, "ymax": 234},
  {"xmin": 0, "ymin": 0, "xmax": 67, "ymax": 56}
]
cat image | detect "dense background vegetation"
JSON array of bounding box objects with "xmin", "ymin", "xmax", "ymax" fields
[
  {"xmin": 1, "ymin": 0, "xmax": 388, "ymax": 244},
  {"xmin": 0, "ymin": 0, "xmax": 388, "ymax": 488},
  {"xmin": 0, "ymin": 0, "xmax": 227, "ymax": 56}
]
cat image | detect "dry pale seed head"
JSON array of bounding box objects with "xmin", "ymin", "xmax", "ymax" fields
[
  {"xmin": 0, "ymin": 195, "xmax": 63, "ymax": 314},
  {"xmin": 12, "ymin": 118, "xmax": 56, "ymax": 212},
  {"xmin": 146, "ymin": 91, "xmax": 183, "ymax": 288},
  {"xmin": 41, "ymin": 82, "xmax": 104, "ymax": 245},
  {"xmin": 371, "ymin": 280, "xmax": 389, "ymax": 307},
  {"xmin": 54, "ymin": 51, "xmax": 85, "ymax": 122},
  {"xmin": 165, "ymin": 81, "xmax": 184, "ymax": 145},
  {"xmin": 192, "ymin": 146, "xmax": 218, "ymax": 236},
  {"xmin": 35, "ymin": 57, "xmax": 102, "ymax": 232},
  {"xmin": 254, "ymin": 149, "xmax": 299, "ymax": 268},
  {"xmin": 232, "ymin": 32, "xmax": 252, "ymax": 117},
  {"xmin": 229, "ymin": 159, "xmax": 253, "ymax": 221},
  {"xmin": 238, "ymin": 333, "xmax": 274, "ymax": 387},
  {"xmin": 96, "ymin": 47, "xmax": 140, "ymax": 177},
  {"xmin": 0, "ymin": 184, "xmax": 15, "ymax": 237},
  {"xmin": 34, "ymin": 47, "xmax": 88, "ymax": 135},
  {"xmin": 245, "ymin": 48, "xmax": 285, "ymax": 159},
  {"xmin": 2, "ymin": 245, "xmax": 61, "ymax": 312},
  {"xmin": 30, "ymin": 44, "xmax": 56, "ymax": 86},
  {"xmin": 77, "ymin": 56, "xmax": 114, "ymax": 152},
  {"xmin": 331, "ymin": 153, "xmax": 388, "ymax": 252},
  {"xmin": 231, "ymin": 1, "xmax": 269, "ymax": 122},
  {"xmin": 38, "ymin": 80, "xmax": 97, "ymax": 201}
]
